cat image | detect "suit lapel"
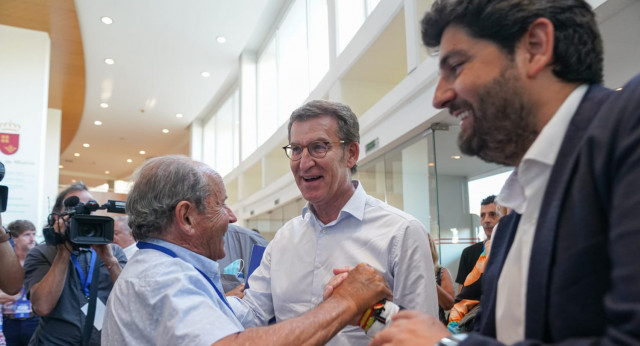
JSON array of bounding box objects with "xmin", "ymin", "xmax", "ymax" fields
[{"xmin": 525, "ymin": 85, "xmax": 611, "ymax": 339}]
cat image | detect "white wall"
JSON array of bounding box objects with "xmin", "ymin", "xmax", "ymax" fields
[{"xmin": 0, "ymin": 24, "xmax": 51, "ymax": 227}]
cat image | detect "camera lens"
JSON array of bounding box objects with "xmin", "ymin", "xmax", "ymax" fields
[{"xmin": 79, "ymin": 224, "xmax": 99, "ymax": 237}]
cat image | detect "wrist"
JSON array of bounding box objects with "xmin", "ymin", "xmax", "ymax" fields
[{"xmin": 0, "ymin": 227, "xmax": 11, "ymax": 243}]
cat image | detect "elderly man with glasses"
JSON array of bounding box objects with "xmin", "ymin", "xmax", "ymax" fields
[{"xmin": 231, "ymin": 100, "xmax": 438, "ymax": 345}]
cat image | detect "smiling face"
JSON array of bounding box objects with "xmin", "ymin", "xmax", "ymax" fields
[
  {"xmin": 433, "ymin": 25, "xmax": 538, "ymax": 166},
  {"xmin": 190, "ymin": 174, "xmax": 237, "ymax": 261},
  {"xmin": 289, "ymin": 115, "xmax": 358, "ymax": 217}
]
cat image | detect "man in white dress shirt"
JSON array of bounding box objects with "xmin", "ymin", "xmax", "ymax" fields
[{"xmin": 234, "ymin": 100, "xmax": 437, "ymax": 345}]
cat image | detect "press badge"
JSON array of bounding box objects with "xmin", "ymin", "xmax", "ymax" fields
[{"xmin": 81, "ymin": 299, "xmax": 106, "ymax": 331}]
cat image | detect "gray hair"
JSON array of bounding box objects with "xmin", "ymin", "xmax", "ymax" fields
[
  {"xmin": 126, "ymin": 155, "xmax": 219, "ymax": 240},
  {"xmin": 288, "ymin": 100, "xmax": 360, "ymax": 174},
  {"xmin": 113, "ymin": 215, "xmax": 133, "ymax": 236}
]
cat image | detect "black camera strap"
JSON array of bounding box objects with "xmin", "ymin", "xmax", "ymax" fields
[{"xmin": 82, "ymin": 255, "xmax": 101, "ymax": 346}]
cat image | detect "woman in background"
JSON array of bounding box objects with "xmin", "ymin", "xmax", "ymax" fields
[{"xmin": 428, "ymin": 233, "xmax": 455, "ymax": 325}]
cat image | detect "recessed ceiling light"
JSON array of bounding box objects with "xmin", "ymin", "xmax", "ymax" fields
[
  {"xmin": 83, "ymin": 143, "xmax": 90, "ymax": 148},
  {"xmin": 105, "ymin": 170, "xmax": 110, "ymax": 174},
  {"xmin": 616, "ymin": 87, "xmax": 623, "ymax": 91},
  {"xmin": 162, "ymin": 129, "xmax": 169, "ymax": 133},
  {"xmin": 126, "ymin": 159, "xmax": 132, "ymax": 163},
  {"xmin": 451, "ymin": 155, "xmax": 461, "ymax": 159},
  {"xmin": 104, "ymin": 58, "xmax": 115, "ymax": 65},
  {"xmin": 201, "ymin": 71, "xmax": 210, "ymax": 78},
  {"xmin": 216, "ymin": 36, "xmax": 227, "ymax": 44},
  {"xmin": 175, "ymin": 113, "xmax": 183, "ymax": 118},
  {"xmin": 94, "ymin": 120, "xmax": 103, "ymax": 125},
  {"xmin": 100, "ymin": 103, "xmax": 109, "ymax": 108},
  {"xmin": 59, "ymin": 165, "xmax": 64, "ymax": 169},
  {"xmin": 74, "ymin": 153, "xmax": 80, "ymax": 157},
  {"xmin": 139, "ymin": 150, "xmax": 146, "ymax": 155},
  {"xmin": 101, "ymin": 16, "xmax": 113, "ymax": 25}
]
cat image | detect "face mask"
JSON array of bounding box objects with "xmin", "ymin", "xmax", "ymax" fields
[{"xmin": 223, "ymin": 259, "xmax": 244, "ymax": 277}]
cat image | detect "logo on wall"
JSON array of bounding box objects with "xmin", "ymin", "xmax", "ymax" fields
[{"xmin": 0, "ymin": 121, "xmax": 21, "ymax": 155}]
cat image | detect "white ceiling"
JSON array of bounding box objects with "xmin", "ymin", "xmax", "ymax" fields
[
  {"xmin": 59, "ymin": 0, "xmax": 640, "ymax": 190},
  {"xmin": 60, "ymin": 0, "xmax": 285, "ymax": 187}
]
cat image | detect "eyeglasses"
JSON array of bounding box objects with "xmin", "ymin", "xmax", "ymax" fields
[{"xmin": 282, "ymin": 140, "xmax": 346, "ymax": 161}]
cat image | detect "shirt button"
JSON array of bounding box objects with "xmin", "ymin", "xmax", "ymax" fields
[{"xmin": 322, "ymin": 229, "xmax": 327, "ymax": 234}]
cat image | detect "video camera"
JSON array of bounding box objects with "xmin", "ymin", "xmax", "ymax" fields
[{"xmin": 43, "ymin": 195, "xmax": 126, "ymax": 247}]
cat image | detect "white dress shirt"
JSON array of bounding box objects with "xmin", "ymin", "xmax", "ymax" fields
[
  {"xmin": 496, "ymin": 85, "xmax": 588, "ymax": 344},
  {"xmin": 234, "ymin": 181, "xmax": 437, "ymax": 346}
]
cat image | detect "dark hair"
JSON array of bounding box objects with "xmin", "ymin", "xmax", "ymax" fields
[
  {"xmin": 481, "ymin": 195, "xmax": 497, "ymax": 206},
  {"xmin": 288, "ymin": 100, "xmax": 360, "ymax": 174},
  {"xmin": 421, "ymin": 0, "xmax": 603, "ymax": 85},
  {"xmin": 7, "ymin": 220, "xmax": 36, "ymax": 238},
  {"xmin": 52, "ymin": 181, "xmax": 89, "ymax": 213},
  {"xmin": 126, "ymin": 155, "xmax": 218, "ymax": 240}
]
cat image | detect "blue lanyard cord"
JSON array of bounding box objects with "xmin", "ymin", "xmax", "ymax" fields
[
  {"xmin": 70, "ymin": 249, "xmax": 97, "ymax": 298},
  {"xmin": 136, "ymin": 241, "xmax": 234, "ymax": 314}
]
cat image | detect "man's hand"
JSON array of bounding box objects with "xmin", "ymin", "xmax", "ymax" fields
[
  {"xmin": 0, "ymin": 290, "xmax": 20, "ymax": 304},
  {"xmin": 369, "ymin": 310, "xmax": 450, "ymax": 346},
  {"xmin": 323, "ymin": 266, "xmax": 351, "ymax": 300},
  {"xmin": 225, "ymin": 283, "xmax": 245, "ymax": 299},
  {"xmin": 328, "ymin": 263, "xmax": 392, "ymax": 324}
]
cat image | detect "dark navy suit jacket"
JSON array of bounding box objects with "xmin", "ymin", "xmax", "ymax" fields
[{"xmin": 467, "ymin": 75, "xmax": 640, "ymax": 345}]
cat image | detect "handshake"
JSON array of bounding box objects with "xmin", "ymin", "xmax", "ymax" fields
[{"xmin": 322, "ymin": 264, "xmax": 401, "ymax": 337}]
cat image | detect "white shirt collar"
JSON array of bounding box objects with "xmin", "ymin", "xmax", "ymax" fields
[{"xmin": 499, "ymin": 84, "xmax": 588, "ymax": 213}]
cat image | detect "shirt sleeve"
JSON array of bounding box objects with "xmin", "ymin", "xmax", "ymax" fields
[
  {"xmin": 23, "ymin": 246, "xmax": 54, "ymax": 299},
  {"xmin": 390, "ymin": 219, "xmax": 439, "ymax": 317},
  {"xmin": 236, "ymin": 241, "xmax": 275, "ymax": 326}
]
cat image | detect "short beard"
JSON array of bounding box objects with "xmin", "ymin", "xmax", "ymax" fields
[{"xmin": 457, "ymin": 64, "xmax": 538, "ymax": 166}]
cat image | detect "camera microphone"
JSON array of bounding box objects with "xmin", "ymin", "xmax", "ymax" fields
[{"xmin": 63, "ymin": 196, "xmax": 80, "ymax": 208}]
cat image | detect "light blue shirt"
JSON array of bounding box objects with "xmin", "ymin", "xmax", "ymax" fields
[
  {"xmin": 234, "ymin": 181, "xmax": 437, "ymax": 346},
  {"xmin": 102, "ymin": 238, "xmax": 251, "ymax": 345}
]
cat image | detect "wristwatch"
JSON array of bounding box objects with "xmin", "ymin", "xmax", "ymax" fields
[
  {"xmin": 438, "ymin": 333, "xmax": 468, "ymax": 345},
  {"xmin": 0, "ymin": 227, "xmax": 11, "ymax": 243}
]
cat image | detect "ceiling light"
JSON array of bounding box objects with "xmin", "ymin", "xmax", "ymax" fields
[
  {"xmin": 451, "ymin": 155, "xmax": 461, "ymax": 159},
  {"xmin": 100, "ymin": 103, "xmax": 109, "ymax": 108},
  {"xmin": 616, "ymin": 87, "xmax": 623, "ymax": 91},
  {"xmin": 83, "ymin": 143, "xmax": 90, "ymax": 148},
  {"xmin": 428, "ymin": 162, "xmax": 435, "ymax": 167},
  {"xmin": 162, "ymin": 129, "xmax": 169, "ymax": 133},
  {"xmin": 101, "ymin": 16, "xmax": 113, "ymax": 25},
  {"xmin": 105, "ymin": 170, "xmax": 110, "ymax": 174},
  {"xmin": 201, "ymin": 71, "xmax": 211, "ymax": 78},
  {"xmin": 94, "ymin": 120, "xmax": 103, "ymax": 125},
  {"xmin": 104, "ymin": 58, "xmax": 115, "ymax": 65},
  {"xmin": 175, "ymin": 113, "xmax": 183, "ymax": 118},
  {"xmin": 139, "ymin": 150, "xmax": 146, "ymax": 155},
  {"xmin": 59, "ymin": 165, "xmax": 64, "ymax": 169},
  {"xmin": 216, "ymin": 36, "xmax": 227, "ymax": 44},
  {"xmin": 74, "ymin": 153, "xmax": 80, "ymax": 157},
  {"xmin": 126, "ymin": 159, "xmax": 132, "ymax": 163}
]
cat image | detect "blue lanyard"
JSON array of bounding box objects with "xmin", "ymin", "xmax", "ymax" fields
[
  {"xmin": 136, "ymin": 241, "xmax": 234, "ymax": 314},
  {"xmin": 70, "ymin": 249, "xmax": 97, "ymax": 298}
]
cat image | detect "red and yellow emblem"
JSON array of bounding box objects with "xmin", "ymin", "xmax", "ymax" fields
[{"xmin": 0, "ymin": 132, "xmax": 19, "ymax": 155}]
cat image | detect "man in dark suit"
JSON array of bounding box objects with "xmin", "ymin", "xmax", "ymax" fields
[{"xmin": 370, "ymin": 0, "xmax": 640, "ymax": 345}]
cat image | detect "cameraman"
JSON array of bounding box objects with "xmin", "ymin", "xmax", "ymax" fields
[{"xmin": 23, "ymin": 182, "xmax": 127, "ymax": 345}]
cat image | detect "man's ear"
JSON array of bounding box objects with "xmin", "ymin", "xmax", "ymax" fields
[
  {"xmin": 346, "ymin": 142, "xmax": 360, "ymax": 170},
  {"xmin": 519, "ymin": 17, "xmax": 555, "ymax": 78},
  {"xmin": 174, "ymin": 200, "xmax": 195, "ymax": 235}
]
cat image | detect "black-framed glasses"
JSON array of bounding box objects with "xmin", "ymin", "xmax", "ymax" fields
[{"xmin": 282, "ymin": 140, "xmax": 346, "ymax": 161}]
